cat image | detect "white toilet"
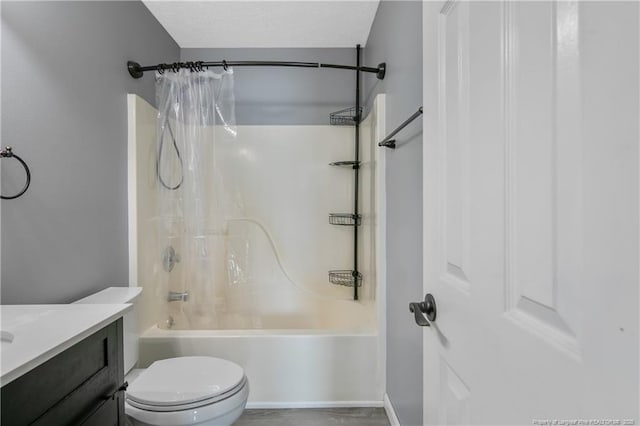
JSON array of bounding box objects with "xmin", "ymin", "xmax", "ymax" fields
[{"xmin": 74, "ymin": 287, "xmax": 249, "ymax": 426}]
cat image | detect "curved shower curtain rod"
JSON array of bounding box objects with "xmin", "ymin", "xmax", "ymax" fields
[{"xmin": 127, "ymin": 59, "xmax": 386, "ymax": 80}]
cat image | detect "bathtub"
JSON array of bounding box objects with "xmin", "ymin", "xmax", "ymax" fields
[{"xmin": 137, "ymin": 307, "xmax": 383, "ymax": 407}]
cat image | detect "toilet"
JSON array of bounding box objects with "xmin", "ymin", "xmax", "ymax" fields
[{"xmin": 74, "ymin": 287, "xmax": 249, "ymax": 426}]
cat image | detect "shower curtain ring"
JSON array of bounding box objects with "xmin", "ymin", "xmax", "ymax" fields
[
  {"xmin": 157, "ymin": 64, "xmax": 165, "ymax": 74},
  {"xmin": 222, "ymin": 60, "xmax": 229, "ymax": 71}
]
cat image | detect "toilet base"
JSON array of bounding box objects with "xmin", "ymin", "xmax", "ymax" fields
[
  {"xmin": 125, "ymin": 381, "xmax": 249, "ymax": 426},
  {"xmin": 126, "ymin": 401, "xmax": 246, "ymax": 426}
]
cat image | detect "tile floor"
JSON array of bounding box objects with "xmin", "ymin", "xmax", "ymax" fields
[{"xmin": 234, "ymin": 408, "xmax": 391, "ymax": 426}]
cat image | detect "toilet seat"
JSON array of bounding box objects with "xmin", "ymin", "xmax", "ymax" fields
[
  {"xmin": 125, "ymin": 356, "xmax": 249, "ymax": 426},
  {"xmin": 127, "ymin": 376, "xmax": 247, "ymax": 412},
  {"xmin": 127, "ymin": 356, "xmax": 245, "ymax": 407}
]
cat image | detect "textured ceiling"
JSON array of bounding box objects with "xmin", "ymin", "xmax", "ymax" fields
[{"xmin": 142, "ymin": 1, "xmax": 380, "ymax": 48}]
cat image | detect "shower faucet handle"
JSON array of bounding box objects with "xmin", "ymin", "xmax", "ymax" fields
[{"xmin": 162, "ymin": 246, "xmax": 181, "ymax": 273}]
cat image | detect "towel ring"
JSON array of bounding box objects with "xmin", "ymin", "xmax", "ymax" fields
[{"xmin": 1, "ymin": 147, "xmax": 31, "ymax": 200}]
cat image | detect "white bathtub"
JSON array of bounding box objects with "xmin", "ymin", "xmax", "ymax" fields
[{"xmin": 138, "ymin": 325, "xmax": 383, "ymax": 408}]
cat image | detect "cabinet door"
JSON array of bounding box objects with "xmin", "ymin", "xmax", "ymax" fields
[
  {"xmin": 79, "ymin": 394, "xmax": 122, "ymax": 426},
  {"xmin": 1, "ymin": 319, "xmax": 124, "ymax": 426}
]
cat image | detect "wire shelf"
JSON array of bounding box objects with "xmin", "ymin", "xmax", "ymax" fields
[
  {"xmin": 329, "ymin": 213, "xmax": 361, "ymax": 226},
  {"xmin": 329, "ymin": 270, "xmax": 363, "ymax": 287},
  {"xmin": 330, "ymin": 106, "xmax": 362, "ymax": 126}
]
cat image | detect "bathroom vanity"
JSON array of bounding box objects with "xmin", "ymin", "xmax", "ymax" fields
[{"xmin": 0, "ymin": 304, "xmax": 131, "ymax": 425}]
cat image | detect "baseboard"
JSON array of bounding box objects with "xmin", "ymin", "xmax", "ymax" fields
[
  {"xmin": 384, "ymin": 393, "xmax": 401, "ymax": 426},
  {"xmin": 246, "ymin": 400, "xmax": 384, "ymax": 409}
]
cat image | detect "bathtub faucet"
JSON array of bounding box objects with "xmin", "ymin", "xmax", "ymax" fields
[{"xmin": 168, "ymin": 291, "xmax": 189, "ymax": 302}]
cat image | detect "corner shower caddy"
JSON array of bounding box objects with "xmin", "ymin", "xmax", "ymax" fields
[
  {"xmin": 127, "ymin": 45, "xmax": 384, "ymax": 301},
  {"xmin": 327, "ymin": 45, "xmax": 363, "ymax": 299}
]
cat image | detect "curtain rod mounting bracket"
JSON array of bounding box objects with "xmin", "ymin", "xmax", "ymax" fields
[
  {"xmin": 128, "ymin": 61, "xmax": 143, "ymax": 79},
  {"xmin": 377, "ymin": 63, "xmax": 386, "ymax": 80}
]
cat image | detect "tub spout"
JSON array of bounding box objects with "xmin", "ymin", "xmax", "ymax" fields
[{"xmin": 168, "ymin": 291, "xmax": 189, "ymax": 302}]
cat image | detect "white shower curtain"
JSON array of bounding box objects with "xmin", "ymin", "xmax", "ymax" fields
[{"xmin": 155, "ymin": 68, "xmax": 236, "ymax": 329}]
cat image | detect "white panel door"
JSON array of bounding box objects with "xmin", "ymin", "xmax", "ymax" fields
[{"xmin": 421, "ymin": 1, "xmax": 638, "ymax": 424}]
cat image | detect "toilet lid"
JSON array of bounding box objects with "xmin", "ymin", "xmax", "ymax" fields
[{"xmin": 126, "ymin": 356, "xmax": 245, "ymax": 407}]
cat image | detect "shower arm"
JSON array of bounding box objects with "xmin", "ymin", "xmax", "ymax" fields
[{"xmin": 127, "ymin": 60, "xmax": 386, "ymax": 80}]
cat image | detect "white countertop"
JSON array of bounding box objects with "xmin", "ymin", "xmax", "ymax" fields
[{"xmin": 0, "ymin": 303, "xmax": 131, "ymax": 386}]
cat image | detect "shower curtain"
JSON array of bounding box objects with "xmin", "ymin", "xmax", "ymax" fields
[{"xmin": 155, "ymin": 68, "xmax": 236, "ymax": 329}]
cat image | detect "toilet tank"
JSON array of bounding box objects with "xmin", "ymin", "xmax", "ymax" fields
[{"xmin": 73, "ymin": 286, "xmax": 143, "ymax": 374}]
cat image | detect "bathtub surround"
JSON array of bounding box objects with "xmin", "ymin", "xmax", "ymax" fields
[
  {"xmin": 1, "ymin": 1, "xmax": 179, "ymax": 304},
  {"xmin": 363, "ymin": 2, "xmax": 424, "ymax": 426},
  {"xmin": 128, "ymin": 95, "xmax": 379, "ymax": 328}
]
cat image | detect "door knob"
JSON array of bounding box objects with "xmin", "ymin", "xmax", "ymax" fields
[{"xmin": 409, "ymin": 294, "xmax": 437, "ymax": 327}]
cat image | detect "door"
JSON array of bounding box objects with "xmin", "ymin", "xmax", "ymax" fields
[{"xmin": 421, "ymin": 1, "xmax": 638, "ymax": 424}]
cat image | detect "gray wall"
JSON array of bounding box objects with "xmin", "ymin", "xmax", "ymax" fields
[
  {"xmin": 1, "ymin": 1, "xmax": 179, "ymax": 304},
  {"xmin": 364, "ymin": 2, "xmax": 423, "ymax": 425},
  {"xmin": 181, "ymin": 48, "xmax": 356, "ymax": 125}
]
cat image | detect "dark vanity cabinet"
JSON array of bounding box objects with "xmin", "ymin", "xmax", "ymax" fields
[{"xmin": 1, "ymin": 319, "xmax": 126, "ymax": 426}]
